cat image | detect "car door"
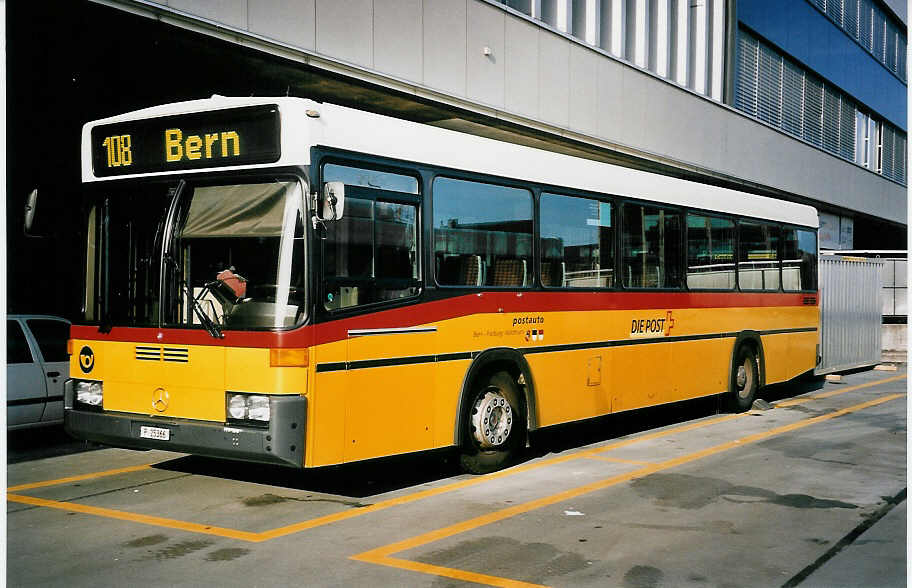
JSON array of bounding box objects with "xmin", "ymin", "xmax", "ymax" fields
[
  {"xmin": 25, "ymin": 318, "xmax": 71, "ymax": 423},
  {"xmin": 7, "ymin": 318, "xmax": 46, "ymax": 427}
]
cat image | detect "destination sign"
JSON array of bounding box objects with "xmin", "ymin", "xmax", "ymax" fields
[{"xmin": 91, "ymin": 104, "xmax": 281, "ymax": 177}]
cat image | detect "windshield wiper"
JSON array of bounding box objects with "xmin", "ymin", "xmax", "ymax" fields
[{"xmin": 164, "ymin": 253, "xmax": 224, "ymax": 339}]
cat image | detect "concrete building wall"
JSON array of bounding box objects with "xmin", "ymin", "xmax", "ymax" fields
[{"xmin": 115, "ymin": 0, "xmax": 905, "ymax": 225}]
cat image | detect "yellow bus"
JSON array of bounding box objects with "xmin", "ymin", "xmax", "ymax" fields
[{"xmin": 67, "ymin": 96, "xmax": 819, "ymax": 473}]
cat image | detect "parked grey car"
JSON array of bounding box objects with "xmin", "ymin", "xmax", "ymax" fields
[{"xmin": 7, "ymin": 315, "xmax": 70, "ymax": 430}]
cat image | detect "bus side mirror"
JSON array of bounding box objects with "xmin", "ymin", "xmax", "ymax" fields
[
  {"xmin": 23, "ymin": 188, "xmax": 42, "ymax": 238},
  {"xmin": 321, "ymin": 181, "xmax": 345, "ymax": 221}
]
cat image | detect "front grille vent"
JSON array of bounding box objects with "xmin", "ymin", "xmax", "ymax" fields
[{"xmin": 135, "ymin": 346, "xmax": 189, "ymax": 363}]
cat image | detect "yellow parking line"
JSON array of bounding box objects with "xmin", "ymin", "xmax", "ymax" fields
[
  {"xmin": 256, "ymin": 413, "xmax": 744, "ymax": 541},
  {"xmin": 776, "ymin": 374, "xmax": 906, "ymax": 407},
  {"xmin": 6, "ymin": 374, "xmax": 903, "ymax": 544},
  {"xmin": 4, "ymin": 417, "xmax": 741, "ymax": 544},
  {"xmin": 7, "ymin": 464, "xmax": 156, "ymax": 492},
  {"xmin": 351, "ymin": 392, "xmax": 905, "ymax": 587},
  {"xmin": 582, "ymin": 455, "xmax": 655, "ymax": 466},
  {"xmin": 2, "ymin": 413, "xmax": 744, "ymax": 544},
  {"xmin": 359, "ymin": 557, "xmax": 550, "ymax": 588},
  {"xmin": 6, "ymin": 493, "xmax": 263, "ymax": 542}
]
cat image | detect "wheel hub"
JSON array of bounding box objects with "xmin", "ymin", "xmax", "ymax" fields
[
  {"xmin": 737, "ymin": 360, "xmax": 754, "ymax": 399},
  {"xmin": 470, "ymin": 389, "xmax": 513, "ymax": 449}
]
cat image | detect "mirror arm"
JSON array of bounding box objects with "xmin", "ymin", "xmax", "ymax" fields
[{"xmin": 311, "ymin": 191, "xmax": 324, "ymax": 232}]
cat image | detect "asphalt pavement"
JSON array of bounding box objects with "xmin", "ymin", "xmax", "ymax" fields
[{"xmin": 5, "ymin": 366, "xmax": 906, "ymax": 587}]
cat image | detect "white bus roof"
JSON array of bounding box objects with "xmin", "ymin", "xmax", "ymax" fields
[{"xmin": 82, "ymin": 96, "xmax": 818, "ymax": 228}]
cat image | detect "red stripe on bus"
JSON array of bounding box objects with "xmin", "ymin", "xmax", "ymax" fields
[{"xmin": 70, "ymin": 291, "xmax": 816, "ymax": 348}]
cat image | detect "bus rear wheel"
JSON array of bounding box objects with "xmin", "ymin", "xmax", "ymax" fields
[
  {"xmin": 459, "ymin": 371, "xmax": 525, "ymax": 474},
  {"xmin": 728, "ymin": 346, "xmax": 759, "ymax": 412}
]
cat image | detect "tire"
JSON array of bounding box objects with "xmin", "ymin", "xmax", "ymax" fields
[
  {"xmin": 459, "ymin": 371, "xmax": 525, "ymax": 474},
  {"xmin": 727, "ymin": 345, "xmax": 760, "ymax": 412}
]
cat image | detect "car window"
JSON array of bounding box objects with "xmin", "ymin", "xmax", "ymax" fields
[
  {"xmin": 7, "ymin": 320, "xmax": 33, "ymax": 364},
  {"xmin": 26, "ymin": 319, "xmax": 70, "ymax": 363}
]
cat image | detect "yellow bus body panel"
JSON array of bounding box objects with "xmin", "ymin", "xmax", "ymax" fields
[
  {"xmin": 305, "ymin": 338, "xmax": 347, "ymax": 467},
  {"xmin": 87, "ymin": 341, "xmax": 227, "ymax": 421},
  {"xmin": 70, "ymin": 341, "xmax": 307, "ymax": 423},
  {"xmin": 225, "ymin": 347, "xmax": 308, "ymax": 395},
  {"xmin": 71, "ymin": 302, "xmax": 818, "ymax": 468}
]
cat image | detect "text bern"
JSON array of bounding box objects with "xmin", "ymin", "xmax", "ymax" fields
[{"xmin": 165, "ymin": 128, "xmax": 241, "ymax": 163}]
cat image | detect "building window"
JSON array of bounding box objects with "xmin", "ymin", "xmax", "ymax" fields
[
  {"xmin": 810, "ymin": 0, "xmax": 907, "ymax": 82},
  {"xmin": 494, "ymin": 0, "xmax": 727, "ymax": 101},
  {"xmin": 856, "ymin": 110, "xmax": 878, "ymax": 169},
  {"xmin": 894, "ymin": 134, "xmax": 906, "ymax": 184},
  {"xmin": 736, "ymin": 27, "xmax": 906, "ymax": 185},
  {"xmin": 876, "ymin": 121, "xmax": 884, "ymax": 173}
]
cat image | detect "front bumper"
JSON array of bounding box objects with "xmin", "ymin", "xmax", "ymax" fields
[{"xmin": 64, "ymin": 381, "xmax": 307, "ymax": 468}]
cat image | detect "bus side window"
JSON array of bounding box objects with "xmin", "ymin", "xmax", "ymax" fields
[
  {"xmin": 686, "ymin": 214, "xmax": 735, "ymax": 290},
  {"xmin": 491, "ymin": 258, "xmax": 527, "ymax": 287},
  {"xmin": 621, "ymin": 203, "xmax": 683, "ymax": 289},
  {"xmin": 438, "ymin": 254, "xmax": 483, "ymax": 286},
  {"xmin": 540, "ymin": 192, "xmax": 615, "ymax": 288},
  {"xmin": 738, "ymin": 222, "xmax": 780, "ymax": 291},
  {"xmin": 782, "ymin": 227, "xmax": 817, "ymax": 291},
  {"xmin": 321, "ymin": 163, "xmax": 421, "ymax": 310},
  {"xmin": 433, "ymin": 177, "xmax": 532, "ymax": 288}
]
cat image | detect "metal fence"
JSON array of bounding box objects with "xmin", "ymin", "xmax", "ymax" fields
[{"xmin": 817, "ymin": 255, "xmax": 884, "ymax": 374}]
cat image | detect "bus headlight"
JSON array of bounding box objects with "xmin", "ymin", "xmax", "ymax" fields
[
  {"xmin": 75, "ymin": 381, "xmax": 103, "ymax": 407},
  {"xmin": 226, "ymin": 393, "xmax": 271, "ymax": 425},
  {"xmin": 247, "ymin": 396, "xmax": 270, "ymax": 422},
  {"xmin": 227, "ymin": 395, "xmax": 248, "ymax": 419}
]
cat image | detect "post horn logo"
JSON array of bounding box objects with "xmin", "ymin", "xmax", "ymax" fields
[
  {"xmin": 152, "ymin": 388, "xmax": 169, "ymax": 413},
  {"xmin": 78, "ymin": 346, "xmax": 95, "ymax": 374},
  {"xmin": 664, "ymin": 310, "xmax": 676, "ymax": 336}
]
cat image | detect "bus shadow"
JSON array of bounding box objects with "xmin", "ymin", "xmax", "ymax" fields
[
  {"xmin": 530, "ymin": 395, "xmax": 724, "ymax": 455},
  {"xmin": 7, "ymin": 426, "xmax": 105, "ymax": 464},
  {"xmin": 153, "ymin": 448, "xmax": 464, "ymax": 498},
  {"xmin": 761, "ymin": 372, "xmax": 827, "ymax": 403},
  {"xmin": 530, "ymin": 373, "xmax": 826, "ymax": 455},
  {"xmin": 152, "ymin": 375, "xmax": 828, "ymax": 498}
]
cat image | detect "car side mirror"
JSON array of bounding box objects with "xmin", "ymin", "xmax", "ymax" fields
[
  {"xmin": 24, "ymin": 188, "xmax": 42, "ymax": 238},
  {"xmin": 321, "ymin": 181, "xmax": 345, "ymax": 221}
]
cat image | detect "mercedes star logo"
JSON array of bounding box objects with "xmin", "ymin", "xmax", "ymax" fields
[{"xmin": 152, "ymin": 388, "xmax": 169, "ymax": 412}]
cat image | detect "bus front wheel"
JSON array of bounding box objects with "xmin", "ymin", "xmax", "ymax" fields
[
  {"xmin": 459, "ymin": 371, "xmax": 525, "ymax": 474},
  {"xmin": 728, "ymin": 346, "xmax": 759, "ymax": 412}
]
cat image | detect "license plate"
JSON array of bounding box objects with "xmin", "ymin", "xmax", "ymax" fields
[{"xmin": 139, "ymin": 425, "xmax": 170, "ymax": 441}]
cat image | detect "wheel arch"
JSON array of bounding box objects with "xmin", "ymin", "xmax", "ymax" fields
[{"xmin": 453, "ymin": 348, "xmax": 538, "ymax": 447}]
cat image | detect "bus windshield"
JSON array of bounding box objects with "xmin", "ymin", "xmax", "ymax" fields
[{"xmin": 86, "ymin": 178, "xmax": 307, "ymax": 331}]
